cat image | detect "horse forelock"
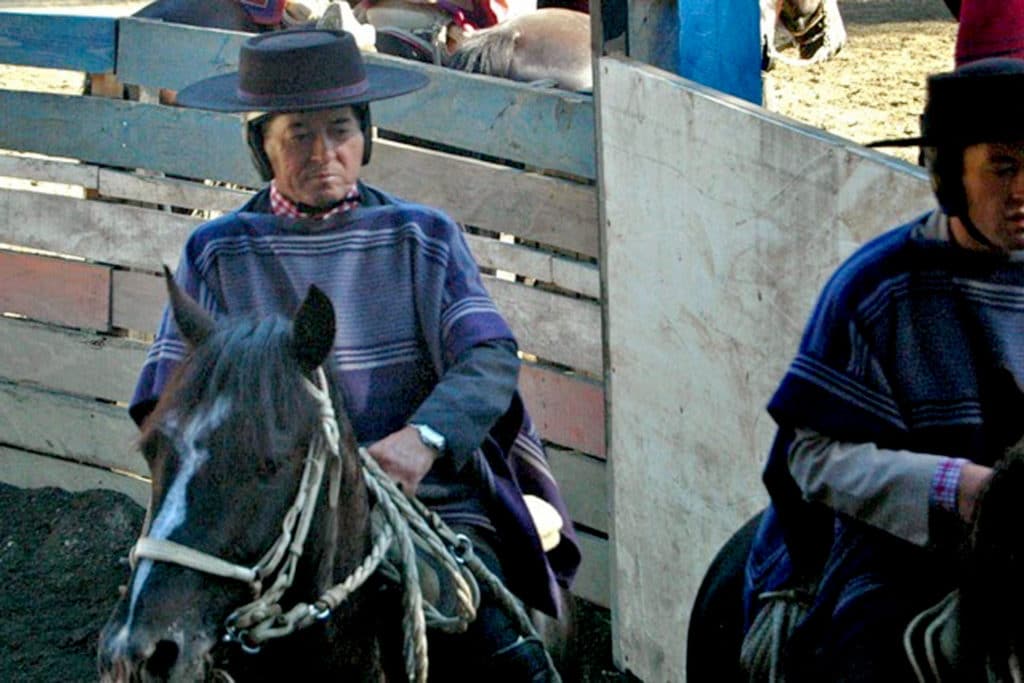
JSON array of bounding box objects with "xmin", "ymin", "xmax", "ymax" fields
[{"xmin": 144, "ymin": 314, "xmax": 321, "ymax": 462}]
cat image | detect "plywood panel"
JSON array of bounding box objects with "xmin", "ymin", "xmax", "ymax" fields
[
  {"xmin": 598, "ymin": 56, "xmax": 934, "ymax": 681},
  {"xmin": 115, "ymin": 18, "xmax": 596, "ymax": 179},
  {"xmin": 0, "ymin": 380, "xmax": 143, "ymax": 475},
  {"xmin": 521, "ymin": 365, "xmax": 604, "ymax": 457},
  {"xmin": 0, "ymin": 13, "xmax": 116, "ymax": 73},
  {"xmin": 0, "ymin": 316, "xmax": 146, "ymax": 402},
  {"xmin": 0, "ymin": 250, "xmax": 110, "ymax": 330},
  {"xmin": 0, "ymin": 445, "xmax": 148, "ymax": 506}
]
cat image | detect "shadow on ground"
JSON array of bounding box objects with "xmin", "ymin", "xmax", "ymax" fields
[{"xmin": 0, "ymin": 483, "xmax": 630, "ymax": 681}]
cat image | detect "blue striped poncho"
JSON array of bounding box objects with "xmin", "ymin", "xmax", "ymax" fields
[
  {"xmin": 131, "ymin": 184, "xmax": 580, "ymax": 616},
  {"xmin": 748, "ymin": 209, "xmax": 1024, "ymax": 617}
]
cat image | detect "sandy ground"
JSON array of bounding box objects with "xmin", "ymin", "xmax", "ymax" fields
[{"xmin": 765, "ymin": 0, "xmax": 956, "ymax": 164}]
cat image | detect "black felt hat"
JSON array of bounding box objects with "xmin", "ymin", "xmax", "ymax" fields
[
  {"xmin": 868, "ymin": 57, "xmax": 1024, "ymax": 148},
  {"xmin": 175, "ymin": 29, "xmax": 428, "ymax": 112}
]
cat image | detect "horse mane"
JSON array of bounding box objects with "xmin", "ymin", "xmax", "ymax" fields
[
  {"xmin": 446, "ymin": 26, "xmax": 519, "ymax": 79},
  {"xmin": 140, "ymin": 314, "xmax": 321, "ymax": 459}
]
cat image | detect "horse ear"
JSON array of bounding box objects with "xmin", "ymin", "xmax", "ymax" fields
[
  {"xmin": 292, "ymin": 285, "xmax": 336, "ymax": 372},
  {"xmin": 163, "ymin": 265, "xmax": 214, "ymax": 347}
]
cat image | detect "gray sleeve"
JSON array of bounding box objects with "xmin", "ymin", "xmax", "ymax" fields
[
  {"xmin": 409, "ymin": 338, "xmax": 520, "ymax": 470},
  {"xmin": 787, "ymin": 428, "xmax": 943, "ymax": 547}
]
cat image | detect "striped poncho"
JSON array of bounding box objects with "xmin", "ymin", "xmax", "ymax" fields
[
  {"xmin": 748, "ymin": 209, "xmax": 1024, "ymax": 617},
  {"xmin": 131, "ymin": 184, "xmax": 580, "ymax": 615}
]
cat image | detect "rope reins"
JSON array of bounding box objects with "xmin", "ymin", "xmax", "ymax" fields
[{"xmin": 130, "ymin": 366, "xmax": 559, "ymax": 682}]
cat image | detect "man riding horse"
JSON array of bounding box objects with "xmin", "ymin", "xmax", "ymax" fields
[
  {"xmin": 740, "ymin": 10, "xmax": 1024, "ymax": 679},
  {"xmin": 129, "ymin": 28, "xmax": 580, "ymax": 680}
]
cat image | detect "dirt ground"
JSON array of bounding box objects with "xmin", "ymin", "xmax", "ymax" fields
[
  {"xmin": 765, "ymin": 0, "xmax": 957, "ymax": 164},
  {"xmin": 0, "ymin": 0, "xmax": 957, "ymax": 680}
]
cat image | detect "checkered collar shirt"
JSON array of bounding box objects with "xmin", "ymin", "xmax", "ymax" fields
[{"xmin": 269, "ymin": 180, "xmax": 361, "ymax": 220}]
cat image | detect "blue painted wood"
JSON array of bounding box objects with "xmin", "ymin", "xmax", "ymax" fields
[
  {"xmin": 678, "ymin": 0, "xmax": 762, "ymax": 104},
  {"xmin": 0, "ymin": 90, "xmax": 260, "ymax": 186},
  {"xmin": 0, "ymin": 13, "xmax": 116, "ymax": 73},
  {"xmin": 115, "ymin": 17, "xmax": 596, "ymax": 179}
]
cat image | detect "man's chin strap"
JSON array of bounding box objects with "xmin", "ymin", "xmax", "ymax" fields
[{"xmin": 954, "ymin": 212, "xmax": 1001, "ymax": 251}]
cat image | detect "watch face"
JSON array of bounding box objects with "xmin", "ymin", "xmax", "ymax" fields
[{"xmin": 413, "ymin": 423, "xmax": 445, "ymax": 451}]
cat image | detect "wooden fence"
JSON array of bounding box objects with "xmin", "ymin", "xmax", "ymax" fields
[{"xmin": 0, "ymin": 12, "xmax": 608, "ymax": 608}]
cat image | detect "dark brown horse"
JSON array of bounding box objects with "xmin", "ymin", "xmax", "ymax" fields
[
  {"xmin": 96, "ymin": 278, "xmax": 387, "ymax": 680},
  {"xmin": 96, "ymin": 273, "xmax": 575, "ymax": 681}
]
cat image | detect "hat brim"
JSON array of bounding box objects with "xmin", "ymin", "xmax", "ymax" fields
[
  {"xmin": 866, "ymin": 136, "xmax": 929, "ymax": 148},
  {"xmin": 175, "ymin": 63, "xmax": 428, "ymax": 112}
]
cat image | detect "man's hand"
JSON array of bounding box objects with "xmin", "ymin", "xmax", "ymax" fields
[
  {"xmin": 958, "ymin": 462, "xmax": 994, "ymax": 524},
  {"xmin": 367, "ymin": 425, "xmax": 440, "ymax": 495}
]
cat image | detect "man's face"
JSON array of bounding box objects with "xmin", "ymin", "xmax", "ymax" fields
[
  {"xmin": 262, "ymin": 106, "xmax": 364, "ymax": 209},
  {"xmin": 958, "ymin": 141, "xmax": 1024, "ymax": 252}
]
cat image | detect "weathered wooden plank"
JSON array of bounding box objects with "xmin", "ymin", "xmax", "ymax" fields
[
  {"xmin": 485, "ymin": 277, "xmax": 602, "ymax": 376},
  {"xmin": 115, "ymin": 18, "xmax": 596, "ymax": 179},
  {"xmin": 0, "ymin": 152, "xmax": 99, "ymax": 189},
  {"xmin": 0, "ymin": 90, "xmax": 260, "ymax": 185},
  {"xmin": 573, "ymin": 529, "xmax": 609, "ymax": 608},
  {"xmin": 366, "ymin": 140, "xmax": 599, "ymax": 257},
  {"xmin": 1, "ymin": 146, "xmax": 596, "ymax": 259},
  {"xmin": 466, "ymin": 235, "xmax": 598, "ymax": 298},
  {"xmin": 98, "ymin": 167, "xmax": 250, "ymax": 212},
  {"xmin": 0, "ymin": 13, "xmax": 116, "ymax": 73},
  {"xmin": 0, "ymin": 315, "xmax": 146, "ymax": 403},
  {"xmin": 112, "ymin": 268, "xmax": 165, "ymax": 334},
  {"xmin": 0, "ymin": 380, "xmax": 142, "ymax": 474},
  {"xmin": 0, "ymin": 250, "xmax": 111, "ymax": 329},
  {"xmin": 548, "ymin": 446, "xmax": 607, "ymax": 534},
  {"xmin": 521, "ymin": 364, "xmax": 604, "ymax": 457},
  {"xmin": 96, "ymin": 147, "xmax": 598, "ymax": 259},
  {"xmin": 107, "ymin": 264, "xmax": 601, "ymax": 374},
  {"xmin": 0, "ymin": 445, "xmax": 148, "ymax": 506},
  {"xmin": 0, "ymin": 186, "xmax": 198, "ymax": 270}
]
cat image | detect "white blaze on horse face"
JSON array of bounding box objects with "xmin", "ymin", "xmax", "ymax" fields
[{"xmin": 113, "ymin": 398, "xmax": 232, "ymax": 645}]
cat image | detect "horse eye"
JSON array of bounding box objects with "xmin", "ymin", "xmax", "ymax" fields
[{"xmin": 257, "ymin": 456, "xmax": 280, "ymax": 478}]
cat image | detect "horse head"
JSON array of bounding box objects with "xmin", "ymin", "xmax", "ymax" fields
[{"xmin": 97, "ymin": 271, "xmax": 376, "ymax": 682}]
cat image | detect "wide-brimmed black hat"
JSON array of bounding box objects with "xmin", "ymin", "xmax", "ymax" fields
[
  {"xmin": 869, "ymin": 57, "xmax": 1024, "ymax": 148},
  {"xmin": 175, "ymin": 29, "xmax": 428, "ymax": 112}
]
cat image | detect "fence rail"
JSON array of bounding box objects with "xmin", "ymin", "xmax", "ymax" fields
[{"xmin": 0, "ymin": 11, "xmax": 608, "ymax": 607}]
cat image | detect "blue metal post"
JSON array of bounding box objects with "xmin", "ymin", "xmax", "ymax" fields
[{"xmin": 677, "ymin": 0, "xmax": 763, "ymax": 104}]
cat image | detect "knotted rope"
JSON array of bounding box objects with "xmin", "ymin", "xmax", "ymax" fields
[{"xmin": 133, "ymin": 367, "xmax": 560, "ymax": 682}]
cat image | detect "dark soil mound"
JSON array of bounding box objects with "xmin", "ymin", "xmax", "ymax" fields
[
  {"xmin": 0, "ymin": 484, "xmax": 142, "ymax": 682},
  {"xmin": 0, "ymin": 483, "xmax": 625, "ymax": 681}
]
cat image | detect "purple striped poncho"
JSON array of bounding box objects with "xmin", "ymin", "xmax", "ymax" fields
[{"xmin": 131, "ymin": 186, "xmax": 580, "ymax": 615}]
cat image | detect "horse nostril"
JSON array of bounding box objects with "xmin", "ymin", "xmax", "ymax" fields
[{"xmin": 144, "ymin": 639, "xmax": 181, "ymax": 678}]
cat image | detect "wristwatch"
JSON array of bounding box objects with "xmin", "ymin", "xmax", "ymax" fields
[{"xmin": 409, "ymin": 423, "xmax": 446, "ymax": 453}]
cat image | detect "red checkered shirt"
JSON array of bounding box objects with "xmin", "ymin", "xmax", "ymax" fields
[{"xmin": 269, "ymin": 180, "xmax": 361, "ymax": 220}]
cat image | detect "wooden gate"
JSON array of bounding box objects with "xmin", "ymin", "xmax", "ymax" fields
[{"xmin": 0, "ymin": 11, "xmax": 608, "ymax": 608}]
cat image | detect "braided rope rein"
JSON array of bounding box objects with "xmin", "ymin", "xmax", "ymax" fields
[{"xmin": 133, "ymin": 367, "xmax": 560, "ymax": 681}]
